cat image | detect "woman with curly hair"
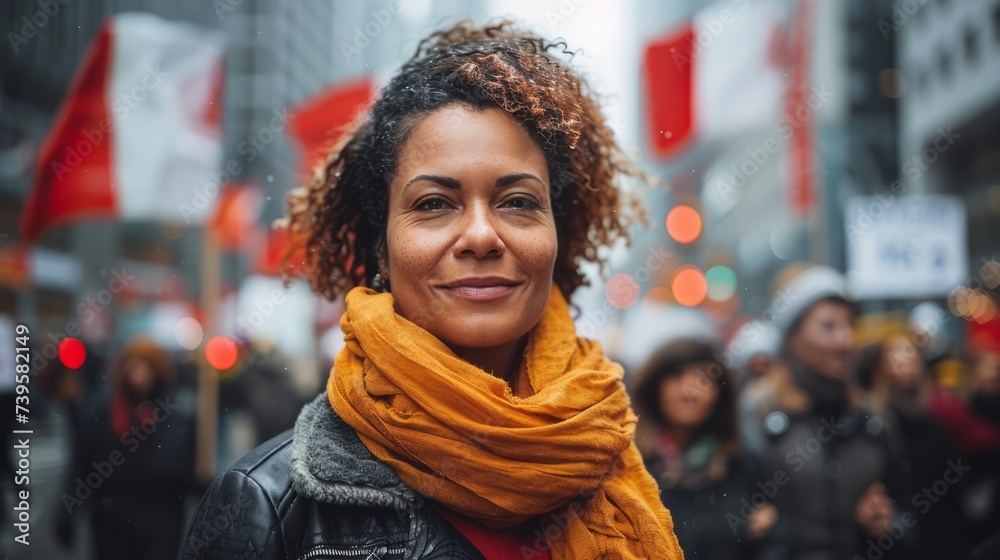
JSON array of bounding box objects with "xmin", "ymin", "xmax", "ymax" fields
[{"xmin": 181, "ymin": 20, "xmax": 683, "ymax": 560}]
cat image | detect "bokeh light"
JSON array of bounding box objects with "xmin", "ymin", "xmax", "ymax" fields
[
  {"xmin": 969, "ymin": 291, "xmax": 997, "ymax": 323},
  {"xmin": 205, "ymin": 336, "xmax": 238, "ymax": 370},
  {"xmin": 644, "ymin": 286, "xmax": 672, "ymax": 305},
  {"xmin": 974, "ymin": 297, "xmax": 997, "ymax": 323},
  {"xmin": 58, "ymin": 337, "xmax": 86, "ymax": 369},
  {"xmin": 705, "ymin": 266, "xmax": 738, "ymax": 302},
  {"xmin": 606, "ymin": 273, "xmax": 640, "ymax": 309},
  {"xmin": 877, "ymin": 68, "xmax": 907, "ymax": 98},
  {"xmin": 770, "ymin": 225, "xmax": 798, "ymax": 260},
  {"xmin": 704, "ymin": 294, "xmax": 741, "ymax": 321},
  {"xmin": 159, "ymin": 220, "xmax": 186, "ymax": 240},
  {"xmin": 671, "ymin": 266, "xmax": 707, "ymax": 307},
  {"xmin": 666, "ymin": 205, "xmax": 702, "ymax": 244},
  {"xmin": 949, "ymin": 286, "xmax": 998, "ymax": 323},
  {"xmin": 981, "ymin": 259, "xmax": 1000, "ymax": 289},
  {"xmin": 955, "ymin": 287, "xmax": 972, "ymax": 317},
  {"xmin": 175, "ymin": 317, "xmax": 204, "ymax": 350},
  {"xmin": 947, "ymin": 286, "xmax": 964, "ymax": 316}
]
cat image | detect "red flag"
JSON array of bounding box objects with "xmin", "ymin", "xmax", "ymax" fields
[
  {"xmin": 787, "ymin": 0, "xmax": 816, "ymax": 216},
  {"xmin": 644, "ymin": 25, "xmax": 695, "ymax": 158},
  {"xmin": 253, "ymin": 227, "xmax": 307, "ymax": 277},
  {"xmin": 20, "ymin": 14, "xmax": 224, "ymax": 242},
  {"xmin": 287, "ymin": 78, "xmax": 375, "ymax": 182},
  {"xmin": 643, "ymin": 3, "xmax": 785, "ymax": 160},
  {"xmin": 21, "ymin": 23, "xmax": 116, "ymax": 242},
  {"xmin": 208, "ymin": 184, "xmax": 263, "ymax": 251}
]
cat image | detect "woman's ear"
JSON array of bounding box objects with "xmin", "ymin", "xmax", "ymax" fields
[{"xmin": 376, "ymin": 244, "xmax": 389, "ymax": 279}]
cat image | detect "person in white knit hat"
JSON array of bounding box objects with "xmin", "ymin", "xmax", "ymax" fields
[
  {"xmin": 747, "ymin": 264, "xmax": 917, "ymax": 560},
  {"xmin": 727, "ymin": 320, "xmax": 782, "ymax": 384},
  {"xmin": 726, "ymin": 320, "xmax": 781, "ymax": 459}
]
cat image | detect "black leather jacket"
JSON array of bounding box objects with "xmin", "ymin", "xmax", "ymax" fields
[{"xmin": 179, "ymin": 393, "xmax": 485, "ymax": 559}]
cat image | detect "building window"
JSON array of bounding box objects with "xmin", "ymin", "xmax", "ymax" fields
[
  {"xmin": 937, "ymin": 47, "xmax": 952, "ymax": 80},
  {"xmin": 964, "ymin": 26, "xmax": 979, "ymax": 63},
  {"xmin": 918, "ymin": 67, "xmax": 931, "ymax": 93},
  {"xmin": 994, "ymin": 2, "xmax": 1000, "ymax": 45}
]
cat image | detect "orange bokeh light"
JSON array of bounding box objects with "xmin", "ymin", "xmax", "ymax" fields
[
  {"xmin": 666, "ymin": 205, "xmax": 702, "ymax": 244},
  {"xmin": 671, "ymin": 266, "xmax": 707, "ymax": 307},
  {"xmin": 644, "ymin": 286, "xmax": 672, "ymax": 305},
  {"xmin": 205, "ymin": 336, "xmax": 238, "ymax": 370}
]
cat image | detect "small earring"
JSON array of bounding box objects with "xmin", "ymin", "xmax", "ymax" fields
[{"xmin": 371, "ymin": 272, "xmax": 386, "ymax": 292}]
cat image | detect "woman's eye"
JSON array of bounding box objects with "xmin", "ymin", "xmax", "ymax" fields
[
  {"xmin": 502, "ymin": 196, "xmax": 541, "ymax": 210},
  {"xmin": 416, "ymin": 197, "xmax": 448, "ymax": 211}
]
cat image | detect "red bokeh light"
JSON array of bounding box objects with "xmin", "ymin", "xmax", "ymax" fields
[
  {"xmin": 58, "ymin": 337, "xmax": 86, "ymax": 369},
  {"xmin": 204, "ymin": 336, "xmax": 238, "ymax": 370}
]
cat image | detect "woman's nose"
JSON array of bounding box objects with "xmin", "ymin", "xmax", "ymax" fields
[{"xmin": 453, "ymin": 203, "xmax": 505, "ymax": 258}]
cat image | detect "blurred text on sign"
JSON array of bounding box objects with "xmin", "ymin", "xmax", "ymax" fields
[{"xmin": 845, "ymin": 194, "xmax": 968, "ymax": 299}]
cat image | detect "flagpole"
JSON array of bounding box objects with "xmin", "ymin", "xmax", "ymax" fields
[{"xmin": 196, "ymin": 227, "xmax": 220, "ymax": 484}]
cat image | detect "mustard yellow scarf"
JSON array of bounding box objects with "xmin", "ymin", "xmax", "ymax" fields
[{"xmin": 328, "ymin": 284, "xmax": 684, "ymax": 559}]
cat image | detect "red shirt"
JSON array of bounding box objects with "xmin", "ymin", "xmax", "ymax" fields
[{"xmin": 434, "ymin": 504, "xmax": 552, "ymax": 560}]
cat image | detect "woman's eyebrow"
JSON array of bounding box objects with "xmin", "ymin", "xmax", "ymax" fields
[
  {"xmin": 496, "ymin": 172, "xmax": 547, "ymax": 189},
  {"xmin": 402, "ymin": 174, "xmax": 461, "ymax": 194},
  {"xmin": 402, "ymin": 172, "xmax": 547, "ymax": 195}
]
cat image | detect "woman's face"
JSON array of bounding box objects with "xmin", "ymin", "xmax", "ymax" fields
[
  {"xmin": 972, "ymin": 351, "xmax": 1000, "ymax": 396},
  {"xmin": 787, "ymin": 300, "xmax": 855, "ymax": 380},
  {"xmin": 124, "ymin": 359, "xmax": 154, "ymax": 398},
  {"xmin": 384, "ymin": 105, "xmax": 557, "ymax": 352},
  {"xmin": 882, "ymin": 336, "xmax": 922, "ymax": 390},
  {"xmin": 659, "ymin": 364, "xmax": 721, "ymax": 430}
]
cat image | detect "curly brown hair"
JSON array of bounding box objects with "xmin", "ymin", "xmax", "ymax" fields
[{"xmin": 279, "ymin": 19, "xmax": 648, "ymax": 301}]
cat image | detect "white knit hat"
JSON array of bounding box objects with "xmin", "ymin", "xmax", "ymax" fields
[
  {"xmin": 767, "ymin": 265, "xmax": 849, "ymax": 339},
  {"xmin": 725, "ymin": 320, "xmax": 781, "ymax": 373}
]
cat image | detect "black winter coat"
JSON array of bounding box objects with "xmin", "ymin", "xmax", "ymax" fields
[
  {"xmin": 58, "ymin": 384, "xmax": 197, "ymax": 560},
  {"xmin": 179, "ymin": 393, "xmax": 486, "ymax": 560},
  {"xmin": 760, "ymin": 404, "xmax": 917, "ymax": 560},
  {"xmin": 645, "ymin": 453, "xmax": 775, "ymax": 560}
]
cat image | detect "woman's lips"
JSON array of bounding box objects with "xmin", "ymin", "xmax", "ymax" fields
[{"xmin": 442, "ymin": 284, "xmax": 518, "ymax": 301}]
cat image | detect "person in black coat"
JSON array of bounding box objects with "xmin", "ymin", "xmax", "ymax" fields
[
  {"xmin": 55, "ymin": 337, "xmax": 197, "ymax": 560},
  {"xmin": 862, "ymin": 330, "xmax": 970, "ymax": 559},
  {"xmin": 749, "ymin": 265, "xmax": 918, "ymax": 560},
  {"xmin": 632, "ymin": 338, "xmax": 778, "ymax": 560}
]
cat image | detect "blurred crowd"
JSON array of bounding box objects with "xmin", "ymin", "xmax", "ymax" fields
[
  {"xmin": 626, "ymin": 263, "xmax": 1000, "ymax": 560},
  {"xmin": 3, "ymin": 263, "xmax": 998, "ymax": 560},
  {"xmin": 3, "ymin": 335, "xmax": 308, "ymax": 560}
]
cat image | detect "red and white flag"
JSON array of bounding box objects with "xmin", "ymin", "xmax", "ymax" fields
[
  {"xmin": 20, "ymin": 13, "xmax": 225, "ymax": 242},
  {"xmin": 644, "ymin": 0, "xmax": 785, "ymax": 157},
  {"xmin": 287, "ymin": 78, "xmax": 375, "ymax": 182}
]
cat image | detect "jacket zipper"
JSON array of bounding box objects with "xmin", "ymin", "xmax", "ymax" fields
[{"xmin": 296, "ymin": 544, "xmax": 406, "ymax": 560}]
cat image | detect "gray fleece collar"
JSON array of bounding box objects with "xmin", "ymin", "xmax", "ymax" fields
[{"xmin": 290, "ymin": 392, "xmax": 421, "ymax": 511}]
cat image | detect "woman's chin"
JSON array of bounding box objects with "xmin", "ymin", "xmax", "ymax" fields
[
  {"xmin": 440, "ymin": 332, "xmax": 519, "ymax": 351},
  {"xmin": 433, "ymin": 320, "xmax": 526, "ymax": 350}
]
